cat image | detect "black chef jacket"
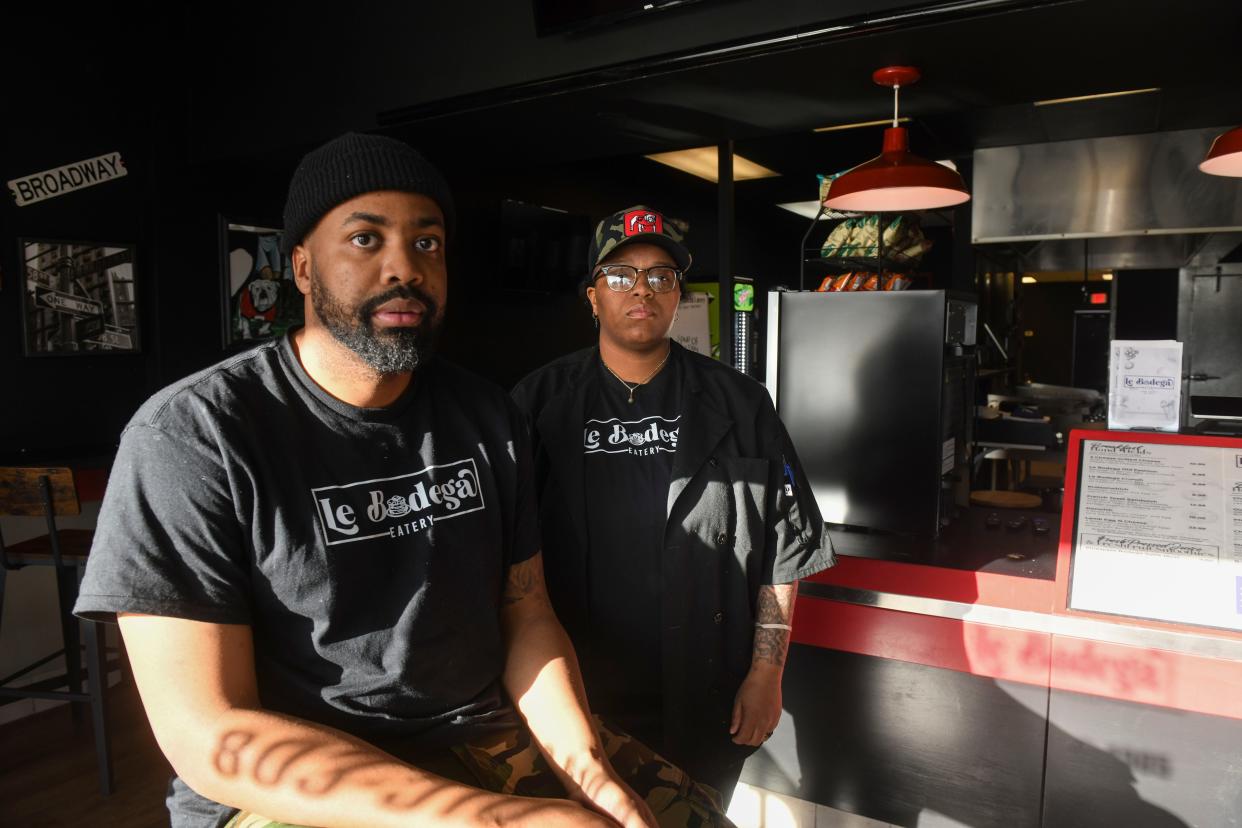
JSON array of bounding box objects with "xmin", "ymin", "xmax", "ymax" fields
[{"xmin": 511, "ymin": 341, "xmax": 835, "ymax": 763}]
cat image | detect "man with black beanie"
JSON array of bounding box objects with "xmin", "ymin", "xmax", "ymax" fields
[{"xmin": 75, "ymin": 133, "xmax": 732, "ymax": 828}]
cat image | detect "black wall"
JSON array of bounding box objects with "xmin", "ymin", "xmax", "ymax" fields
[
  {"xmin": 1017, "ymin": 282, "xmax": 1111, "ymax": 388},
  {"xmin": 5, "ymin": 0, "xmax": 978, "ymax": 461},
  {"xmin": 184, "ymin": 0, "xmax": 925, "ymax": 163},
  {"xmin": 3, "ymin": 8, "xmax": 181, "ymax": 460},
  {"xmin": 1018, "ymin": 270, "xmax": 1181, "ymax": 390},
  {"xmin": 1114, "ymin": 269, "xmax": 1179, "ymax": 340},
  {"xmin": 10, "ymin": 2, "xmax": 901, "ymax": 459}
]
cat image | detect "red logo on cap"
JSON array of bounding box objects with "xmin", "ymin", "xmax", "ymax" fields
[{"xmin": 624, "ymin": 210, "xmax": 663, "ymax": 237}]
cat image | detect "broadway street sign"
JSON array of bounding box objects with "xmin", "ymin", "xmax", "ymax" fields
[{"xmin": 7, "ymin": 152, "xmax": 128, "ymax": 207}]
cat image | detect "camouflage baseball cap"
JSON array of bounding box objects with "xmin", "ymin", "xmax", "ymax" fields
[{"xmin": 587, "ymin": 206, "xmax": 692, "ymax": 277}]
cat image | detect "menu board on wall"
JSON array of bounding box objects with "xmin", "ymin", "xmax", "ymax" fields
[{"xmin": 1069, "ymin": 437, "xmax": 1242, "ymax": 631}]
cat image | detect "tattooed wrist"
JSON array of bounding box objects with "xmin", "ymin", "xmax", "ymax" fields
[
  {"xmin": 751, "ymin": 627, "xmax": 789, "ymax": 666},
  {"xmin": 753, "ymin": 584, "xmax": 795, "ymax": 667}
]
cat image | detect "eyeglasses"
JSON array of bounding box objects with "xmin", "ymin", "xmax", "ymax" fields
[{"xmin": 592, "ymin": 264, "xmax": 684, "ymax": 294}]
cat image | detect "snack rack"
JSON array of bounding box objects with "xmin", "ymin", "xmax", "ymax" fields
[{"xmin": 797, "ymin": 203, "xmax": 929, "ymax": 292}]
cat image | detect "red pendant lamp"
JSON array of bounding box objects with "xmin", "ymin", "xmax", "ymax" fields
[
  {"xmin": 1200, "ymin": 126, "xmax": 1242, "ymax": 176},
  {"xmin": 824, "ymin": 66, "xmax": 971, "ymax": 212}
]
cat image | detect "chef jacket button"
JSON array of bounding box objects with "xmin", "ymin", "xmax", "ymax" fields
[
  {"xmin": 709, "ymin": 457, "xmax": 718, "ymax": 467},
  {"xmin": 713, "ymin": 611, "xmax": 724, "ymax": 624},
  {"xmin": 716, "ymin": 532, "xmax": 728, "ymax": 546}
]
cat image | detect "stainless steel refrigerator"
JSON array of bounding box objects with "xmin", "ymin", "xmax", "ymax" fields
[{"xmin": 766, "ymin": 289, "xmax": 976, "ymax": 537}]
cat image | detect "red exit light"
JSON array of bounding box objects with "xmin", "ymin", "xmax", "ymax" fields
[{"xmin": 1089, "ymin": 292, "xmax": 1108, "ymax": 305}]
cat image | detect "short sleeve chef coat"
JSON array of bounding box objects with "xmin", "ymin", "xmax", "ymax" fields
[{"xmin": 512, "ymin": 341, "xmax": 835, "ymax": 755}]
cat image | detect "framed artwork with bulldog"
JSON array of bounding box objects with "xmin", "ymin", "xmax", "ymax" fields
[{"xmin": 219, "ymin": 217, "xmax": 303, "ymax": 349}]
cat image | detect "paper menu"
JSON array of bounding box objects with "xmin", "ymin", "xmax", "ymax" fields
[
  {"xmin": 1069, "ymin": 438, "xmax": 1242, "ymax": 631},
  {"xmin": 1107, "ymin": 340, "xmax": 1183, "ymax": 432},
  {"xmin": 669, "ymin": 292, "xmax": 711, "ymax": 357}
]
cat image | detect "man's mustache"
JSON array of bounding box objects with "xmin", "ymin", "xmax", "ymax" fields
[{"xmin": 358, "ymin": 285, "xmax": 440, "ymax": 322}]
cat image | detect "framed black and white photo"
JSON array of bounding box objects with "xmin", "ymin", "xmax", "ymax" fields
[
  {"xmin": 219, "ymin": 218, "xmax": 303, "ymax": 349},
  {"xmin": 20, "ymin": 238, "xmax": 140, "ymax": 355}
]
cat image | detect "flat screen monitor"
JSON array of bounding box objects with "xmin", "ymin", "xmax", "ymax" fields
[
  {"xmin": 533, "ymin": 0, "xmax": 711, "ymax": 35},
  {"xmin": 1191, "ymin": 395, "xmax": 1242, "ymax": 421}
]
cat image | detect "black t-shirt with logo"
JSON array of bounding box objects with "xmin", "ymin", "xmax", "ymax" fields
[
  {"xmin": 582, "ymin": 350, "xmax": 681, "ymax": 732},
  {"xmin": 75, "ymin": 334, "xmax": 538, "ymax": 826}
]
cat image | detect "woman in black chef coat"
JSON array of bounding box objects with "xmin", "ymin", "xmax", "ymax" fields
[{"xmin": 512, "ymin": 205, "xmax": 834, "ymax": 805}]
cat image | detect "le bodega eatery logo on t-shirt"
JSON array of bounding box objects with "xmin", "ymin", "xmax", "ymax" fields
[
  {"xmin": 585, "ymin": 415, "xmax": 680, "ymax": 457},
  {"xmin": 311, "ymin": 458, "xmax": 485, "ymax": 546}
]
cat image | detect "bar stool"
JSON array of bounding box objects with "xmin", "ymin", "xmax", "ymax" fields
[
  {"xmin": 970, "ymin": 447, "xmax": 1042, "ymax": 509},
  {"xmin": 0, "ymin": 466, "xmax": 113, "ymax": 794}
]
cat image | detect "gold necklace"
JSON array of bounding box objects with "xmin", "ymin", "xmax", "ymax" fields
[{"xmin": 602, "ymin": 350, "xmax": 671, "ymax": 404}]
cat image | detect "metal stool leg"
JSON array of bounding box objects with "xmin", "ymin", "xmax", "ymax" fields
[
  {"xmin": 56, "ymin": 565, "xmax": 84, "ymax": 725},
  {"xmin": 82, "ymin": 616, "xmax": 113, "ymax": 795}
]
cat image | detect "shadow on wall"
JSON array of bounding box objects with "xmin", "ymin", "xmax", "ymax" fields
[{"xmin": 743, "ymin": 591, "xmax": 1197, "ymax": 827}]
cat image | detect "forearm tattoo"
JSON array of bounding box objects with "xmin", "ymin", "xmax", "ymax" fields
[
  {"xmin": 502, "ymin": 555, "xmax": 549, "ymax": 607},
  {"xmin": 212, "ymin": 729, "xmax": 471, "ymax": 812},
  {"xmin": 752, "ymin": 584, "xmax": 795, "ymax": 667}
]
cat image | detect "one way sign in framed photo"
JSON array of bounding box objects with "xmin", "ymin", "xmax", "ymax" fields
[{"xmin": 20, "ymin": 239, "xmax": 140, "ymax": 356}]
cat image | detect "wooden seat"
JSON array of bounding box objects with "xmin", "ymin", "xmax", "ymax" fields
[
  {"xmin": 0, "ymin": 467, "xmax": 113, "ymax": 795},
  {"xmin": 969, "ymin": 489, "xmax": 1043, "ymax": 509},
  {"xmin": 4, "ymin": 528, "xmax": 95, "ymax": 565}
]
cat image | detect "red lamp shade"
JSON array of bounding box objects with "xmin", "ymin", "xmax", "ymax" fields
[
  {"xmin": 823, "ymin": 127, "xmax": 971, "ymax": 212},
  {"xmin": 1200, "ymin": 126, "xmax": 1242, "ymax": 177}
]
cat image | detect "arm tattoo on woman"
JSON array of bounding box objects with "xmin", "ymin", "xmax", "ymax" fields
[{"xmin": 752, "ymin": 584, "xmax": 795, "ymax": 667}]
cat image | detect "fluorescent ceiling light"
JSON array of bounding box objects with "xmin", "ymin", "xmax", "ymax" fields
[
  {"xmin": 813, "ymin": 117, "xmax": 910, "ymax": 133},
  {"xmin": 777, "ymin": 201, "xmax": 832, "ymax": 220},
  {"xmin": 1033, "ymin": 87, "xmax": 1159, "ymax": 107},
  {"xmin": 1102, "ymin": 272, "xmax": 1113, "ymax": 281},
  {"xmin": 1021, "ymin": 276, "xmax": 1037, "ymax": 284},
  {"xmin": 644, "ymin": 147, "xmax": 779, "ymax": 182}
]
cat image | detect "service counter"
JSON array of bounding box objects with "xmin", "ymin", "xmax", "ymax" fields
[{"xmin": 743, "ymin": 429, "xmax": 1242, "ymax": 828}]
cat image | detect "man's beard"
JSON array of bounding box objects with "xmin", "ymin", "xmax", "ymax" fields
[{"xmin": 310, "ymin": 264, "xmax": 442, "ymax": 375}]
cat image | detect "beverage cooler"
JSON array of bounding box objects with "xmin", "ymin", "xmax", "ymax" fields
[{"xmin": 765, "ymin": 289, "xmax": 976, "ymax": 537}]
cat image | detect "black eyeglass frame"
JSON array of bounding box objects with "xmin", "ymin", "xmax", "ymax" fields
[{"xmin": 590, "ymin": 264, "xmax": 685, "ymax": 294}]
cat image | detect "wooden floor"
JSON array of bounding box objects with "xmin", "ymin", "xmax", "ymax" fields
[{"xmin": 0, "ymin": 679, "xmax": 174, "ymax": 827}]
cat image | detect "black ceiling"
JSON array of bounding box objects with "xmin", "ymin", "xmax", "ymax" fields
[{"xmin": 388, "ymin": 0, "xmax": 1242, "ymax": 206}]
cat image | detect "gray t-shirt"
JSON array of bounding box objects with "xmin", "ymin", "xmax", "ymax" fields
[{"xmin": 75, "ymin": 334, "xmax": 538, "ymax": 826}]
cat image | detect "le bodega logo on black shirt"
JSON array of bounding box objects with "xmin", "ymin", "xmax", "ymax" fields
[
  {"xmin": 585, "ymin": 415, "xmax": 680, "ymax": 457},
  {"xmin": 311, "ymin": 458, "xmax": 485, "ymax": 546}
]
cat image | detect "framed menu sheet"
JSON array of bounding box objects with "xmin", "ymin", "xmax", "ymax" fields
[{"xmin": 1068, "ymin": 433, "xmax": 1242, "ymax": 631}]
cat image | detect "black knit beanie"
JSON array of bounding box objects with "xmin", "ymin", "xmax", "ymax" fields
[{"xmin": 280, "ymin": 132, "xmax": 455, "ymax": 254}]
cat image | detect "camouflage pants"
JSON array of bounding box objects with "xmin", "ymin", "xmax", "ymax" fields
[{"xmin": 224, "ymin": 716, "xmax": 734, "ymax": 828}]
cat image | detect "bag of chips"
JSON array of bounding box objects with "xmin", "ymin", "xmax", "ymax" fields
[{"xmin": 820, "ymin": 218, "xmax": 855, "ymax": 257}]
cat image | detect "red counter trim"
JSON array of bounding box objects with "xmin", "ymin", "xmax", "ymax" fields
[
  {"xmin": 795, "ymin": 429, "xmax": 1242, "ymax": 720},
  {"xmin": 1050, "ymin": 635, "xmax": 1242, "ymax": 720},
  {"xmin": 807, "ymin": 554, "xmax": 1056, "ymax": 613},
  {"xmin": 792, "ymin": 595, "xmax": 1052, "ymax": 687},
  {"xmin": 793, "ymin": 594, "xmax": 1242, "ymax": 721}
]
